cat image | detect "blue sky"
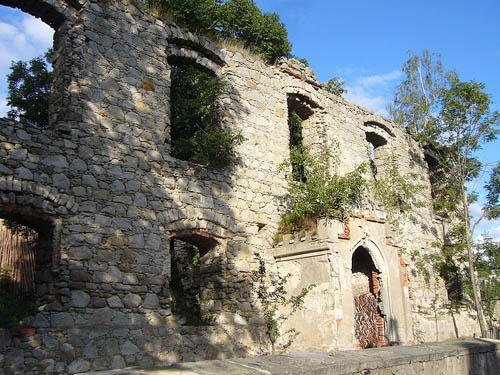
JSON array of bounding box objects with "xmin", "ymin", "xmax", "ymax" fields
[{"xmin": 1, "ymin": 1, "xmax": 499, "ymax": 237}]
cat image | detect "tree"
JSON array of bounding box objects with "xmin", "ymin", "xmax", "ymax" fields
[
  {"xmin": 391, "ymin": 50, "xmax": 500, "ymax": 336},
  {"xmin": 146, "ymin": 0, "xmax": 291, "ymax": 63},
  {"xmin": 435, "ymin": 77, "xmax": 500, "ymax": 336},
  {"xmin": 6, "ymin": 49, "xmax": 53, "ymax": 127},
  {"xmin": 475, "ymin": 236, "xmax": 500, "ymax": 326},
  {"xmin": 323, "ymin": 77, "xmax": 347, "ymax": 97},
  {"xmin": 389, "ymin": 50, "xmax": 447, "ymax": 141}
]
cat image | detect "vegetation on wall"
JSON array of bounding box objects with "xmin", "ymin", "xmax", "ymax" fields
[
  {"xmin": 145, "ymin": 0, "xmax": 291, "ymax": 63},
  {"xmin": 169, "ymin": 61, "xmax": 243, "ymax": 167},
  {"xmin": 279, "ymin": 115, "xmax": 423, "ymax": 235},
  {"xmin": 251, "ymin": 253, "xmax": 315, "ymax": 354},
  {"xmin": 278, "ymin": 145, "xmax": 368, "ymax": 234}
]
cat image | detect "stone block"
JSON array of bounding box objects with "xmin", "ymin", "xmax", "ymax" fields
[{"xmin": 143, "ymin": 293, "xmax": 159, "ymax": 309}]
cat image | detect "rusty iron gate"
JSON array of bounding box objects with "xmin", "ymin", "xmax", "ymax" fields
[{"xmin": 354, "ymin": 293, "xmax": 379, "ymax": 348}]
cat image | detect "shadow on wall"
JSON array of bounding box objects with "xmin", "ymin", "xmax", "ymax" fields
[
  {"xmin": 458, "ymin": 339, "xmax": 500, "ymax": 374},
  {"xmin": 0, "ymin": 0, "xmax": 277, "ymax": 373}
]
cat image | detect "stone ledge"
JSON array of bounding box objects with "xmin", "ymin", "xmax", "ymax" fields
[{"xmin": 77, "ymin": 339, "xmax": 500, "ymax": 375}]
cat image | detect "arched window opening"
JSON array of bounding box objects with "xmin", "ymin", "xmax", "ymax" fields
[
  {"xmin": 0, "ymin": 213, "xmax": 55, "ymax": 328},
  {"xmin": 169, "ymin": 232, "xmax": 220, "ymax": 326},
  {"xmin": 351, "ymin": 246, "xmax": 385, "ymax": 348},
  {"xmin": 168, "ymin": 56, "xmax": 241, "ymax": 168},
  {"xmin": 365, "ymin": 131, "xmax": 388, "ymax": 179},
  {"xmin": 287, "ymin": 93, "xmax": 317, "ymax": 182},
  {"xmin": 0, "ymin": 6, "xmax": 55, "ymax": 127}
]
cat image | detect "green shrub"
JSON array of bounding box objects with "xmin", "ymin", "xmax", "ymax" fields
[
  {"xmin": 279, "ymin": 146, "xmax": 368, "ymax": 232},
  {"xmin": 146, "ymin": 0, "xmax": 291, "ymax": 63}
]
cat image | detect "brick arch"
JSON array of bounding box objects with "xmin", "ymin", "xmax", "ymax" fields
[{"xmin": 0, "ymin": 0, "xmax": 79, "ymax": 30}]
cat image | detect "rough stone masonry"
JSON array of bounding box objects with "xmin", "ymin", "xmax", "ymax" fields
[{"xmin": 0, "ymin": 0, "xmax": 481, "ymax": 374}]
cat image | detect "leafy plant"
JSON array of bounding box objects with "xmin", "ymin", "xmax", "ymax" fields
[
  {"xmin": 322, "ymin": 77, "xmax": 347, "ymax": 97},
  {"xmin": 170, "ymin": 61, "xmax": 244, "ymax": 167},
  {"xmin": 146, "ymin": 0, "xmax": 291, "ymax": 63},
  {"xmin": 251, "ymin": 253, "xmax": 315, "ymax": 354},
  {"xmin": 278, "ymin": 146, "xmax": 368, "ymax": 233}
]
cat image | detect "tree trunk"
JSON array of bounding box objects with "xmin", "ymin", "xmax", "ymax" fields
[{"xmin": 461, "ymin": 181, "xmax": 488, "ymax": 337}]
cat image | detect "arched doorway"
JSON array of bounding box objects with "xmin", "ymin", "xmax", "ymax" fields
[{"xmin": 351, "ymin": 246, "xmax": 385, "ymax": 348}]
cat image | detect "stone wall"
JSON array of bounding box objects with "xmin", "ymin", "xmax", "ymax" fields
[
  {"xmin": 80, "ymin": 338, "xmax": 500, "ymax": 375},
  {"xmin": 0, "ymin": 0, "xmax": 479, "ymax": 373}
]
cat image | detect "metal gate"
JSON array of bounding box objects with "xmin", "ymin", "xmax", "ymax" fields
[{"xmin": 354, "ymin": 293, "xmax": 379, "ymax": 348}]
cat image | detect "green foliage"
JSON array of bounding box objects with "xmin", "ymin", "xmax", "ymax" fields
[
  {"xmin": 323, "ymin": 77, "xmax": 347, "ymax": 97},
  {"xmin": 389, "ymin": 50, "xmax": 447, "ymax": 141},
  {"xmin": 475, "ymin": 236, "xmax": 500, "ymax": 322},
  {"xmin": 287, "ymin": 112, "xmax": 306, "ymax": 182},
  {"xmin": 192, "ymin": 245, "xmax": 201, "ymax": 266},
  {"xmin": 0, "ymin": 267, "xmax": 35, "ymax": 328},
  {"xmin": 428, "ymin": 224, "xmax": 468, "ymax": 305},
  {"xmin": 251, "ymin": 253, "xmax": 315, "ymax": 353},
  {"xmin": 6, "ymin": 49, "xmax": 53, "ymax": 127},
  {"xmin": 146, "ymin": 0, "xmax": 291, "ymax": 63},
  {"xmin": 485, "ymin": 163, "xmax": 500, "ymax": 220},
  {"xmin": 437, "ymin": 77, "xmax": 500, "ymax": 158},
  {"xmin": 373, "ymin": 159, "xmax": 426, "ymax": 218},
  {"xmin": 287, "ymin": 54, "xmax": 309, "ymax": 66},
  {"xmin": 279, "ymin": 146, "xmax": 368, "ymax": 232},
  {"xmin": 170, "ymin": 62, "xmax": 244, "ymax": 167}
]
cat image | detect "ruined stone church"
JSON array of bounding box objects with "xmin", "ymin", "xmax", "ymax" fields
[{"xmin": 0, "ymin": 0, "xmax": 479, "ymax": 373}]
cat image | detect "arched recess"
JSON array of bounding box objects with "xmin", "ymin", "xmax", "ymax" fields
[
  {"xmin": 350, "ymin": 237, "xmax": 394, "ymax": 347},
  {"xmin": 168, "ymin": 229, "xmax": 226, "ymax": 326},
  {"xmin": 0, "ymin": 201, "xmax": 62, "ymax": 327},
  {"xmin": 0, "ymin": 0, "xmax": 81, "ymax": 129}
]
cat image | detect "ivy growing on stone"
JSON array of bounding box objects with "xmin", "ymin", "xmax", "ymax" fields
[{"xmin": 169, "ymin": 61, "xmax": 243, "ymax": 167}]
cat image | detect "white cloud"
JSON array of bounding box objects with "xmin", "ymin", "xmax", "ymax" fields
[
  {"xmin": 355, "ymin": 71, "xmax": 403, "ymax": 87},
  {"xmin": 339, "ymin": 69, "xmax": 403, "ymax": 117},
  {"xmin": 477, "ymin": 225, "xmax": 500, "ymax": 242},
  {"xmin": 470, "ymin": 203, "xmax": 484, "ymax": 220},
  {"xmin": 344, "ymin": 86, "xmax": 389, "ymax": 116},
  {"xmin": 23, "ymin": 16, "xmax": 53, "ymax": 46},
  {"xmin": 0, "ymin": 97, "xmax": 9, "ymax": 118}
]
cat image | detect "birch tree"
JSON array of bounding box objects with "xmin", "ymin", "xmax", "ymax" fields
[
  {"xmin": 437, "ymin": 77, "xmax": 500, "ymax": 336},
  {"xmin": 389, "ymin": 50, "xmax": 447, "ymax": 142}
]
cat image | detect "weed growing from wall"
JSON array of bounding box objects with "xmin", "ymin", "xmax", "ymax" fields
[{"xmin": 251, "ymin": 253, "xmax": 315, "ymax": 354}]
